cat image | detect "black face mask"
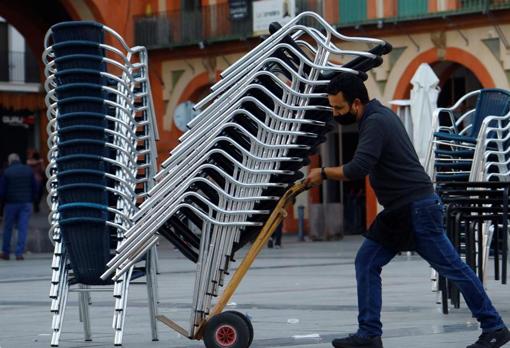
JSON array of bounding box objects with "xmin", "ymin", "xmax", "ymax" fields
[{"xmin": 334, "ymin": 111, "xmax": 357, "ymax": 126}]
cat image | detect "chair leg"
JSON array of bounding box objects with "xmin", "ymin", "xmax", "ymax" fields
[
  {"xmin": 78, "ymin": 284, "xmax": 92, "ymax": 341},
  {"xmin": 50, "ymin": 246, "xmax": 69, "ymax": 347},
  {"xmin": 482, "ymin": 223, "xmax": 494, "ymax": 286},
  {"xmin": 439, "ymin": 275, "xmax": 449, "ymax": 314},
  {"xmin": 146, "ymin": 247, "xmax": 159, "ymax": 341},
  {"xmin": 502, "ymin": 187, "xmax": 508, "ymax": 285},
  {"xmin": 113, "ymin": 267, "xmax": 133, "ymax": 346},
  {"xmin": 502, "ymin": 219, "xmax": 508, "ymax": 285},
  {"xmin": 153, "ymin": 243, "xmax": 160, "ymax": 275},
  {"xmin": 494, "ymin": 223, "xmax": 500, "ymax": 281},
  {"xmin": 430, "ymin": 269, "xmax": 438, "ymax": 292}
]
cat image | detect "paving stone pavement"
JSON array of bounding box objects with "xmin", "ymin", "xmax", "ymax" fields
[{"xmin": 0, "ymin": 235, "xmax": 509, "ymax": 348}]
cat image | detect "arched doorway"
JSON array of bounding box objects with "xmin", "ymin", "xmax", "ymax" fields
[
  {"xmin": 393, "ymin": 47, "xmax": 494, "ymax": 101},
  {"xmin": 363, "ymin": 47, "xmax": 494, "ymax": 228},
  {"xmin": 188, "ymin": 84, "xmax": 212, "ymax": 104},
  {"xmin": 432, "ymin": 61, "xmax": 483, "ymax": 107},
  {"xmin": 173, "ymin": 72, "xmax": 216, "ymax": 135}
]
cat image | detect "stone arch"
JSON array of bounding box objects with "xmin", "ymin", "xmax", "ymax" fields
[{"xmin": 392, "ymin": 47, "xmax": 495, "ymax": 101}]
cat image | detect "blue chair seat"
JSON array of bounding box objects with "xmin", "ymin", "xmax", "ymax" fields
[
  {"xmin": 56, "ymin": 154, "xmax": 110, "ymax": 172},
  {"xmin": 57, "ymin": 183, "xmax": 108, "ymax": 205},
  {"xmin": 59, "ymin": 218, "xmax": 112, "ymax": 285},
  {"xmin": 57, "ymin": 168, "xmax": 106, "ymax": 183},
  {"xmin": 436, "ymin": 173, "xmax": 470, "ymax": 182},
  {"xmin": 54, "ymin": 54, "xmax": 106, "ymax": 73},
  {"xmin": 57, "ymin": 140, "xmax": 108, "ymax": 158},
  {"xmin": 57, "ymin": 111, "xmax": 107, "ymax": 129},
  {"xmin": 434, "ymin": 132, "xmax": 477, "ymax": 144},
  {"xmin": 57, "ymin": 96, "xmax": 108, "ymax": 117},
  {"xmin": 55, "ymin": 83, "xmax": 110, "ymax": 100},
  {"xmin": 52, "ymin": 40, "xmax": 104, "ymax": 59},
  {"xmin": 435, "ymin": 161, "xmax": 472, "ymax": 170},
  {"xmin": 58, "ymin": 125, "xmax": 106, "ymax": 142},
  {"xmin": 51, "ymin": 21, "xmax": 104, "ymax": 43},
  {"xmin": 58, "ymin": 202, "xmax": 108, "ymax": 217},
  {"xmin": 434, "ymin": 149, "xmax": 475, "ymax": 158},
  {"xmin": 55, "ymin": 68, "xmax": 116, "ymax": 87}
]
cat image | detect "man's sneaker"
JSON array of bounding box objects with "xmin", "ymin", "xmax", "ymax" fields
[
  {"xmin": 467, "ymin": 327, "xmax": 510, "ymax": 348},
  {"xmin": 332, "ymin": 334, "xmax": 383, "ymax": 348},
  {"xmin": 0, "ymin": 253, "xmax": 9, "ymax": 260}
]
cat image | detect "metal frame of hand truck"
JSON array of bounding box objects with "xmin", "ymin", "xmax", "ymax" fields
[{"xmin": 155, "ymin": 182, "xmax": 309, "ymax": 342}]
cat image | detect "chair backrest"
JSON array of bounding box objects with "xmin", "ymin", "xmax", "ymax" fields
[
  {"xmin": 470, "ymin": 88, "xmax": 510, "ymax": 137},
  {"xmin": 484, "ymin": 117, "xmax": 510, "ymax": 182},
  {"xmin": 469, "ymin": 109, "xmax": 510, "ymax": 182}
]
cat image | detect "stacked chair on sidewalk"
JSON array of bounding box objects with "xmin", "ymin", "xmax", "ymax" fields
[
  {"xmin": 425, "ymin": 89, "xmax": 510, "ymax": 314},
  {"xmin": 101, "ymin": 12, "xmax": 391, "ymax": 348},
  {"xmin": 43, "ymin": 21, "xmax": 159, "ymax": 346},
  {"xmin": 425, "ymin": 88, "xmax": 510, "ymax": 182}
]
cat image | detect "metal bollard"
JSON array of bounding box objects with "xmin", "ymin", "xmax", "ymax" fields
[{"xmin": 297, "ymin": 205, "xmax": 305, "ymax": 242}]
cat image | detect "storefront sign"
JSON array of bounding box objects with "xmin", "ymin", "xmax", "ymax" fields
[
  {"xmin": 1, "ymin": 115, "xmax": 34, "ymax": 128},
  {"xmin": 229, "ymin": 0, "xmax": 249, "ymax": 20},
  {"xmin": 253, "ymin": 0, "xmax": 295, "ymax": 35}
]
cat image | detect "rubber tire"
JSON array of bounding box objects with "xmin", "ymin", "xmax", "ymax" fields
[
  {"xmin": 203, "ymin": 311, "xmax": 251, "ymax": 348},
  {"xmin": 223, "ymin": 311, "xmax": 254, "ymax": 346}
]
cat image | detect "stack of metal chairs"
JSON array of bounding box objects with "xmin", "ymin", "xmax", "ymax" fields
[
  {"xmin": 425, "ymin": 88, "xmax": 510, "ymax": 313},
  {"xmin": 470, "ymin": 103, "xmax": 510, "ymax": 182},
  {"xmin": 43, "ymin": 21, "xmax": 159, "ymax": 346},
  {"xmin": 101, "ymin": 12, "xmax": 391, "ymax": 343},
  {"xmin": 469, "ymin": 106, "xmax": 510, "ymax": 280},
  {"xmin": 425, "ymin": 88, "xmax": 510, "ymax": 182}
]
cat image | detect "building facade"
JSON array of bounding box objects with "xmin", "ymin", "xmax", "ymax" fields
[
  {"xmin": 0, "ymin": 17, "xmax": 42, "ymax": 165},
  {"xmin": 2, "ymin": 0, "xmax": 510, "ymax": 236}
]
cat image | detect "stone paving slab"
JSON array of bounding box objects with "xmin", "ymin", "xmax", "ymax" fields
[{"xmin": 0, "ymin": 236, "xmax": 509, "ymax": 348}]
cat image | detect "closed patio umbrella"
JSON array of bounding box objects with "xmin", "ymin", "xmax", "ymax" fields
[{"xmin": 410, "ymin": 63, "xmax": 440, "ymax": 165}]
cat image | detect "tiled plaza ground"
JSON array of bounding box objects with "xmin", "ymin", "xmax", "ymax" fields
[{"xmin": 0, "ymin": 235, "xmax": 509, "ymax": 348}]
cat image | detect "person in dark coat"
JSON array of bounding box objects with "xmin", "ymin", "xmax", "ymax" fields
[
  {"xmin": 267, "ymin": 222, "xmax": 283, "ymax": 249},
  {"xmin": 27, "ymin": 151, "xmax": 45, "ymax": 213},
  {"xmin": 0, "ymin": 153, "xmax": 37, "ymax": 260},
  {"xmin": 305, "ymin": 74, "xmax": 510, "ymax": 348}
]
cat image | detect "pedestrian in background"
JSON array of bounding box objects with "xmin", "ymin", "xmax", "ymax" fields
[
  {"xmin": 27, "ymin": 151, "xmax": 45, "ymax": 213},
  {"xmin": 267, "ymin": 222, "xmax": 283, "ymax": 249},
  {"xmin": 0, "ymin": 159, "xmax": 5, "ymax": 222},
  {"xmin": 0, "ymin": 153, "xmax": 37, "ymax": 260}
]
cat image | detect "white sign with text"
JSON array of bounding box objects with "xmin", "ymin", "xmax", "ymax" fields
[{"xmin": 252, "ymin": 0, "xmax": 295, "ymax": 35}]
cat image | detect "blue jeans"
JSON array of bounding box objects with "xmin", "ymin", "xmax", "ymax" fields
[
  {"xmin": 2, "ymin": 203, "xmax": 32, "ymax": 256},
  {"xmin": 356, "ymin": 193, "xmax": 506, "ymax": 337}
]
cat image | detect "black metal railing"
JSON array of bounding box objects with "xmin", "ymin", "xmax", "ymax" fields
[
  {"xmin": 134, "ymin": 0, "xmax": 510, "ymax": 49},
  {"xmin": 135, "ymin": 2, "xmax": 253, "ymax": 49},
  {"xmin": 24, "ymin": 49, "xmax": 40, "ymax": 83},
  {"xmin": 335, "ymin": 0, "xmax": 510, "ymax": 27}
]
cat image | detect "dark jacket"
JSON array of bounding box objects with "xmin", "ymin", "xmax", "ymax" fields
[
  {"xmin": 343, "ymin": 99, "xmax": 433, "ymax": 209},
  {"xmin": 342, "ymin": 99, "xmax": 434, "ymax": 251},
  {"xmin": 0, "ymin": 161, "xmax": 37, "ymax": 204}
]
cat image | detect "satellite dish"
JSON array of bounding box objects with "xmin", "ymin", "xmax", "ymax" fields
[{"xmin": 174, "ymin": 101, "xmax": 199, "ymax": 132}]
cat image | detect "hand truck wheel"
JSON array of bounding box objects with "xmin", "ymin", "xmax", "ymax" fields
[
  {"xmin": 203, "ymin": 311, "xmax": 251, "ymax": 348},
  {"xmin": 223, "ymin": 311, "xmax": 254, "ymax": 346}
]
